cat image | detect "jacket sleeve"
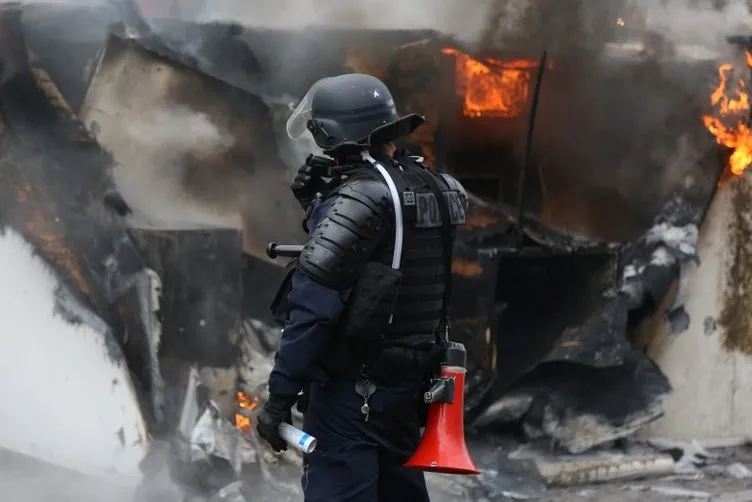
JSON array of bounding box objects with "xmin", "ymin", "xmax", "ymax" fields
[
  {"xmin": 265, "ymin": 195, "xmax": 354, "ymax": 397},
  {"xmin": 267, "ymin": 264, "xmax": 350, "ymax": 397}
]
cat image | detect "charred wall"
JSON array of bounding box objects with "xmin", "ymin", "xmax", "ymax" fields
[
  {"xmin": 130, "ymin": 228, "xmax": 244, "ymax": 433},
  {"xmin": 491, "ymin": 250, "xmax": 618, "ymax": 394},
  {"xmin": 130, "ymin": 229, "xmax": 243, "ymax": 368},
  {"xmin": 0, "ymin": 6, "xmax": 256, "ymax": 433}
]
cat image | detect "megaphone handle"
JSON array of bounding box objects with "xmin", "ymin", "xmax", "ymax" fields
[{"xmin": 424, "ymin": 376, "xmax": 455, "ymax": 404}]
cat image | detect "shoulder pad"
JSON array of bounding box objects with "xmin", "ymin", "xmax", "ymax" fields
[
  {"xmin": 439, "ymin": 173, "xmax": 469, "ymax": 211},
  {"xmin": 298, "ymin": 175, "xmax": 393, "ymax": 290}
]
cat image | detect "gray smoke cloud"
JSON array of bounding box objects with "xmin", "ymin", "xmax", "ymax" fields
[
  {"xmin": 188, "ymin": 0, "xmax": 498, "ymax": 43},
  {"xmin": 477, "ymin": 0, "xmax": 752, "ymax": 59},
  {"xmin": 631, "ymin": 0, "xmax": 752, "ymax": 52},
  {"xmin": 117, "ymin": 106, "xmax": 241, "ymax": 229}
]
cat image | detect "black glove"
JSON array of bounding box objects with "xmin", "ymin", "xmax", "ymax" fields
[
  {"xmin": 255, "ymin": 394, "xmax": 297, "ymax": 453},
  {"xmin": 291, "ymin": 155, "xmax": 334, "ymax": 210}
]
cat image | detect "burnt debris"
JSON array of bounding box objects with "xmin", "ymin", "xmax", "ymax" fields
[{"xmin": 466, "ymin": 194, "xmax": 703, "ymax": 452}]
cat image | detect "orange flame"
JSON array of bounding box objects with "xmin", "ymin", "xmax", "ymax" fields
[
  {"xmin": 442, "ymin": 48, "xmax": 538, "ymax": 118},
  {"xmin": 452, "ymin": 257, "xmax": 483, "ymax": 277},
  {"xmin": 702, "ymin": 54, "xmax": 752, "ymax": 176},
  {"xmin": 234, "ymin": 390, "xmax": 258, "ymax": 434}
]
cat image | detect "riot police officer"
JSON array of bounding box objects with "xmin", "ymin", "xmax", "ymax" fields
[{"xmin": 256, "ymin": 73, "xmax": 468, "ymax": 502}]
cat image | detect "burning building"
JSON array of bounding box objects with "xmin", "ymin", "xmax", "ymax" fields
[
  {"xmin": 0, "ymin": 0, "xmax": 748, "ymax": 499},
  {"xmin": 641, "ymin": 36, "xmax": 752, "ymax": 440}
]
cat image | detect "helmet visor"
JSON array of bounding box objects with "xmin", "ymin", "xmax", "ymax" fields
[{"xmin": 285, "ymin": 77, "xmax": 333, "ymax": 140}]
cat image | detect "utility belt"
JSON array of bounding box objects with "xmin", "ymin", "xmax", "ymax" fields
[
  {"xmin": 269, "ymin": 253, "xmax": 437, "ymax": 382},
  {"xmin": 324, "ymin": 333, "xmax": 444, "ymax": 382},
  {"xmin": 270, "ymin": 256, "xmax": 441, "ymax": 381}
]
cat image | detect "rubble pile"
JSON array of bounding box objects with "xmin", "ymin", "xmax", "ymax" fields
[{"xmin": 425, "ymin": 437, "xmax": 752, "ymax": 502}]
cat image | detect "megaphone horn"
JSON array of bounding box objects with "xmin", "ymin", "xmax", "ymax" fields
[{"xmin": 404, "ymin": 342, "xmax": 480, "ymax": 475}]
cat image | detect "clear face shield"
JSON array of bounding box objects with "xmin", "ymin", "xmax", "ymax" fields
[{"xmin": 285, "ymin": 77, "xmax": 334, "ymax": 141}]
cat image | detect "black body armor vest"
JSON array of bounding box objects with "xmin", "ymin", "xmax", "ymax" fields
[
  {"xmin": 276, "ymin": 155, "xmax": 468, "ymax": 378},
  {"xmin": 369, "ymin": 158, "xmax": 466, "ymax": 339}
]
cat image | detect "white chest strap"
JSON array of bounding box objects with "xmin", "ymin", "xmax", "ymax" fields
[{"xmin": 362, "ymin": 153, "xmax": 403, "ymax": 271}]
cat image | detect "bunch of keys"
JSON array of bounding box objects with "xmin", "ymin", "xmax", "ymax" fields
[{"xmin": 355, "ymin": 379, "xmax": 376, "ymax": 422}]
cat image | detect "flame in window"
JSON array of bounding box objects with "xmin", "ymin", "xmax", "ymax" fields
[{"xmin": 442, "ymin": 48, "xmax": 538, "ymax": 119}]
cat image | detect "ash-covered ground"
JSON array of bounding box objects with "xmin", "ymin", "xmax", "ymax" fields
[
  {"xmin": 4, "ymin": 439, "xmax": 752, "ymax": 502},
  {"xmin": 0, "ymin": 449, "xmax": 136, "ymax": 502},
  {"xmin": 425, "ymin": 439, "xmax": 752, "ymax": 502}
]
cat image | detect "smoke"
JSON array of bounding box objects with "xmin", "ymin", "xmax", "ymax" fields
[
  {"xmin": 629, "ymin": 0, "xmax": 752, "ymax": 53},
  {"xmin": 117, "ymin": 106, "xmax": 242, "ymax": 230},
  {"xmin": 479, "ymin": 0, "xmax": 534, "ymax": 48},
  {"xmin": 117, "ymin": 102, "xmax": 305, "ymax": 260},
  {"xmin": 451, "ymin": 0, "xmax": 752, "ymax": 239},
  {"xmin": 94, "ymin": 74, "xmax": 305, "ymax": 260},
  {"xmin": 126, "ymin": 106, "xmax": 235, "ymax": 155},
  {"xmin": 190, "ymin": 0, "xmax": 497, "ymax": 44}
]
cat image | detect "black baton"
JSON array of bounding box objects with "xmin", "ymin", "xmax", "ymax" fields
[{"xmin": 266, "ymin": 242, "xmax": 304, "ymax": 259}]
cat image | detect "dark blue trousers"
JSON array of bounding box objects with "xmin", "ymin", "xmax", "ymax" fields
[{"xmin": 301, "ymin": 377, "xmax": 430, "ymax": 502}]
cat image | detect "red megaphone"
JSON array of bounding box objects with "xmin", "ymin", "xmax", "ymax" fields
[{"xmin": 404, "ymin": 342, "xmax": 479, "ymax": 475}]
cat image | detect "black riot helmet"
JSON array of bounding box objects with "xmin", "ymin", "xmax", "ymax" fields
[{"xmin": 286, "ymin": 73, "xmax": 426, "ymax": 155}]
